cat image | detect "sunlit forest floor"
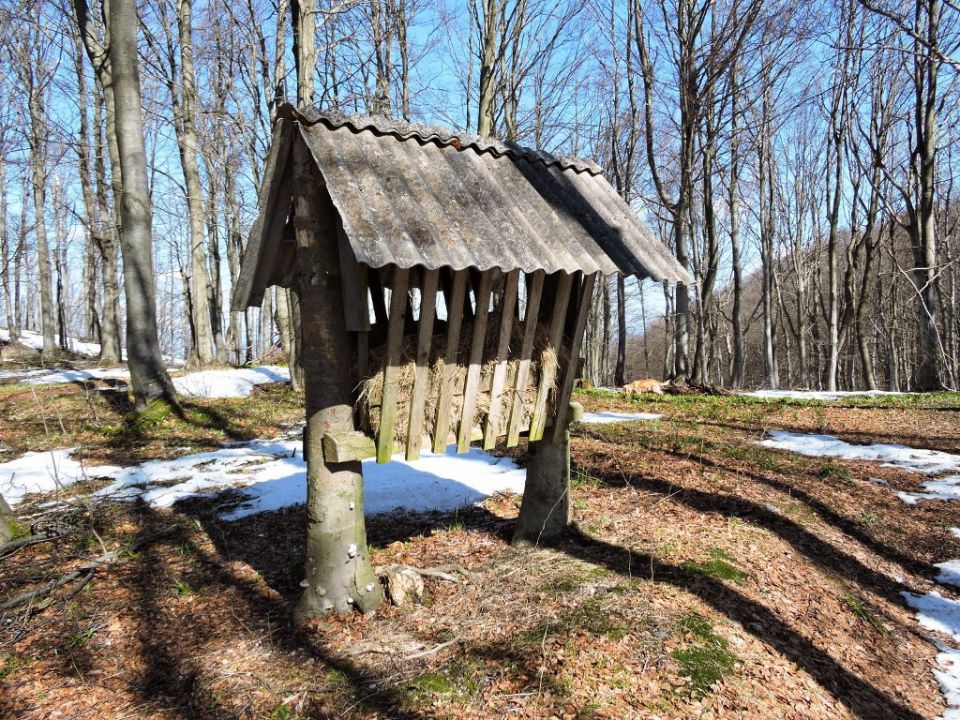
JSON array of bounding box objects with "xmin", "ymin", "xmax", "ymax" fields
[{"xmin": 2, "ymin": 370, "xmax": 960, "ymax": 719}]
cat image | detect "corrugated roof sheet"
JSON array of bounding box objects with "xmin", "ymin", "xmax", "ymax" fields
[{"xmin": 233, "ymin": 104, "xmax": 691, "ymax": 310}]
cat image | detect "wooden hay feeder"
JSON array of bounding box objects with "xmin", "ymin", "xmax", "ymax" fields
[{"xmin": 232, "ymin": 104, "xmax": 690, "ymax": 557}]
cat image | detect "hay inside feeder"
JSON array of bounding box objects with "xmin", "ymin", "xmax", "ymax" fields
[{"xmin": 357, "ymin": 318, "xmax": 563, "ymax": 445}]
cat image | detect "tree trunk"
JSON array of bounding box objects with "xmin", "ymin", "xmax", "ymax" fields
[
  {"xmin": 513, "ymin": 428, "xmax": 570, "ymax": 545},
  {"xmin": 614, "ymin": 275, "xmax": 626, "ymax": 386},
  {"xmin": 108, "ymin": 0, "xmax": 177, "ymax": 408},
  {"xmin": 28, "ymin": 98, "xmax": 55, "ymax": 355},
  {"xmin": 291, "ymin": 142, "xmax": 382, "ymax": 621}
]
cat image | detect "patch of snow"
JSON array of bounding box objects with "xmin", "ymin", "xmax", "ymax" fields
[
  {"xmin": 89, "ymin": 437, "xmax": 525, "ymax": 521},
  {"xmin": 761, "ymin": 431, "xmax": 960, "ymax": 475},
  {"xmin": 744, "ymin": 389, "xmax": 906, "ymax": 401},
  {"xmin": 0, "ymin": 449, "xmax": 121, "ymax": 507},
  {"xmin": 221, "ymin": 446, "xmax": 527, "ymax": 521},
  {"xmin": 94, "ymin": 439, "xmax": 300, "ymax": 509},
  {"xmin": 0, "ymin": 327, "xmax": 102, "ymax": 358},
  {"xmin": 933, "ymin": 643, "xmax": 960, "ymax": 720},
  {"xmin": 579, "ymin": 411, "xmax": 662, "ymax": 424},
  {"xmin": 903, "ymin": 591, "xmax": 960, "ymax": 643},
  {"xmin": 24, "ymin": 368, "xmax": 131, "ymax": 385},
  {"xmin": 0, "ymin": 368, "xmax": 53, "ymax": 381},
  {"xmin": 938, "ymin": 561, "xmax": 960, "ymax": 588},
  {"xmin": 951, "ymin": 528, "xmax": 960, "ymax": 540},
  {"xmin": 173, "ymin": 366, "xmax": 290, "ymax": 398}
]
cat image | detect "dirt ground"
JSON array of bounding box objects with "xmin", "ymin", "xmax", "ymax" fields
[{"xmin": 2, "ymin": 379, "xmax": 960, "ymax": 719}]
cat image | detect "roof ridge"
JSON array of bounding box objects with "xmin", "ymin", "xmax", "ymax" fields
[{"xmin": 289, "ymin": 104, "xmax": 601, "ymax": 176}]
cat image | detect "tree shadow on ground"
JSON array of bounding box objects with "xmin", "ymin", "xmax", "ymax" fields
[
  {"xmin": 548, "ymin": 526, "xmax": 927, "ymax": 719},
  {"xmin": 576, "ymin": 426, "xmax": 944, "ymax": 578}
]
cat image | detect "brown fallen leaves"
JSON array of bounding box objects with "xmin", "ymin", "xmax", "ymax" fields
[{"xmin": 1, "ymin": 391, "xmax": 958, "ymax": 719}]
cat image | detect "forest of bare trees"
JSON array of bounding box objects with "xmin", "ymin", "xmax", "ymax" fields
[{"xmin": 0, "ymin": 0, "xmax": 958, "ymax": 393}]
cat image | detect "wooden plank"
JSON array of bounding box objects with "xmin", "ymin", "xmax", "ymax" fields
[
  {"xmin": 338, "ymin": 225, "xmax": 370, "ymax": 332},
  {"xmin": 457, "ymin": 270, "xmax": 494, "ymax": 454},
  {"xmin": 505, "ymin": 271, "xmax": 545, "ymax": 447},
  {"xmin": 482, "ymin": 269, "xmax": 520, "ymax": 449},
  {"xmin": 551, "ymin": 273, "xmax": 597, "ymax": 441},
  {"xmin": 326, "ymin": 426, "xmax": 486, "ymax": 463},
  {"xmin": 376, "ymin": 267, "xmax": 410, "ymax": 464},
  {"xmin": 406, "ymin": 268, "xmax": 439, "ymax": 460},
  {"xmin": 528, "ymin": 273, "xmax": 574, "ymax": 442},
  {"xmin": 432, "ymin": 269, "xmax": 469, "ymax": 453}
]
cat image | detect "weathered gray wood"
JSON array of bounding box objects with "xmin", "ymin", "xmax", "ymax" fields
[
  {"xmin": 568, "ymin": 401, "xmax": 584, "ymax": 423},
  {"xmin": 406, "ymin": 268, "xmax": 439, "ymax": 460},
  {"xmin": 551, "ymin": 273, "xmax": 597, "ymax": 441},
  {"xmin": 232, "ymin": 118, "xmax": 294, "ymax": 310},
  {"xmin": 338, "ymin": 227, "xmax": 370, "ymax": 332},
  {"xmin": 376, "ymin": 267, "xmax": 410, "ymax": 464},
  {"xmin": 326, "ymin": 426, "xmax": 485, "ymax": 463},
  {"xmin": 457, "ymin": 270, "xmax": 494, "ymax": 454},
  {"xmin": 528, "ymin": 273, "xmax": 573, "ymax": 442},
  {"xmin": 506, "ymin": 270, "xmax": 545, "ymax": 447},
  {"xmin": 356, "ymin": 331, "xmax": 369, "ymax": 385},
  {"xmin": 432, "ymin": 269, "xmax": 468, "ymax": 453},
  {"xmin": 483, "ymin": 269, "xmax": 519, "ymax": 449}
]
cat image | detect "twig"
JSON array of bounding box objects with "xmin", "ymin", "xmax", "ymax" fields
[
  {"xmin": 0, "ymin": 529, "xmax": 172, "ymax": 611},
  {"xmin": 404, "ymin": 637, "xmax": 462, "ymax": 660}
]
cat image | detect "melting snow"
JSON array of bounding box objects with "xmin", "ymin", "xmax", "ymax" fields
[
  {"xmin": 172, "ymin": 366, "xmax": 290, "ymax": 398},
  {"xmin": 24, "ymin": 368, "xmax": 131, "ymax": 385},
  {"xmin": 761, "ymin": 431, "xmax": 960, "ymax": 504},
  {"xmin": 1, "ymin": 327, "xmax": 103, "ymax": 358},
  {"xmin": 744, "ymin": 389, "xmax": 906, "ymax": 401},
  {"xmin": 579, "ymin": 411, "xmax": 662, "ymax": 424},
  {"xmin": 0, "ymin": 449, "xmax": 121, "ymax": 507},
  {"xmin": 6, "ymin": 439, "xmax": 524, "ymax": 521}
]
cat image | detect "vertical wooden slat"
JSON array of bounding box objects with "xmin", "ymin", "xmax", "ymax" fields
[
  {"xmin": 528, "ymin": 273, "xmax": 574, "ymax": 442},
  {"xmin": 406, "ymin": 268, "xmax": 439, "ymax": 460},
  {"xmin": 432, "ymin": 269, "xmax": 468, "ymax": 453},
  {"xmin": 551, "ymin": 273, "xmax": 597, "ymax": 441},
  {"xmin": 483, "ymin": 269, "xmax": 520, "ymax": 449},
  {"xmin": 355, "ymin": 267, "xmax": 370, "ymax": 382},
  {"xmin": 376, "ymin": 267, "xmax": 410, "ymax": 464},
  {"xmin": 506, "ymin": 271, "xmax": 545, "ymax": 447},
  {"xmin": 457, "ymin": 270, "xmax": 494, "ymax": 453}
]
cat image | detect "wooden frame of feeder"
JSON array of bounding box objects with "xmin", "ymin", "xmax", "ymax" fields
[{"xmin": 322, "ymin": 258, "xmax": 597, "ymax": 464}]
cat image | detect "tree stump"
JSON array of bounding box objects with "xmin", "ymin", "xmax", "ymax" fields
[{"xmin": 512, "ymin": 426, "xmax": 571, "ymax": 545}]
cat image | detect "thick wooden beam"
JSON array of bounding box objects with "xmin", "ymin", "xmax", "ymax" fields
[
  {"xmin": 457, "ymin": 270, "xmax": 494, "ymax": 453},
  {"xmin": 406, "ymin": 268, "xmax": 439, "ymax": 460},
  {"xmin": 432, "ymin": 269, "xmax": 468, "ymax": 453},
  {"xmin": 551, "ymin": 273, "xmax": 597, "ymax": 441},
  {"xmin": 483, "ymin": 269, "xmax": 519, "ymax": 449},
  {"xmin": 376, "ymin": 267, "xmax": 410, "ymax": 464},
  {"xmin": 528, "ymin": 273, "xmax": 573, "ymax": 442},
  {"xmin": 506, "ymin": 270, "xmax": 545, "ymax": 447}
]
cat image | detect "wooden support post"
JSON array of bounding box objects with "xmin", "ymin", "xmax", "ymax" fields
[
  {"xmin": 377, "ymin": 266, "xmax": 410, "ymax": 464},
  {"xmin": 551, "ymin": 273, "xmax": 597, "ymax": 441},
  {"xmin": 290, "ymin": 140, "xmax": 382, "ymax": 621},
  {"xmin": 457, "ymin": 270, "xmax": 493, "ymax": 453},
  {"xmin": 528, "ymin": 273, "xmax": 573, "ymax": 442},
  {"xmin": 483, "ymin": 269, "xmax": 519, "ymax": 448},
  {"xmin": 513, "ymin": 425, "xmax": 571, "ymax": 545},
  {"xmin": 506, "ymin": 271, "xmax": 544, "ymax": 447},
  {"xmin": 406, "ymin": 268, "xmax": 438, "ymax": 460},
  {"xmin": 432, "ymin": 269, "xmax": 468, "ymax": 453}
]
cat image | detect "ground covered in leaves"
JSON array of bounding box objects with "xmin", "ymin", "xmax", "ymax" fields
[{"xmin": 2, "ymin": 377, "xmax": 960, "ymax": 719}]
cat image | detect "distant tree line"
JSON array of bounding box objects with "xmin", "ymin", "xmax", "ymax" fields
[{"xmin": 0, "ymin": 0, "xmax": 957, "ymax": 393}]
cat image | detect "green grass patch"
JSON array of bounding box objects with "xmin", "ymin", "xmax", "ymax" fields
[
  {"xmin": 672, "ymin": 613, "xmax": 737, "ymax": 697},
  {"xmin": 842, "ymin": 594, "xmax": 889, "ymax": 636},
  {"xmin": 0, "ymin": 653, "xmax": 24, "ymax": 678},
  {"xmin": 683, "ymin": 549, "xmax": 748, "ymax": 584},
  {"xmin": 819, "ymin": 463, "xmax": 853, "ymax": 484}
]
